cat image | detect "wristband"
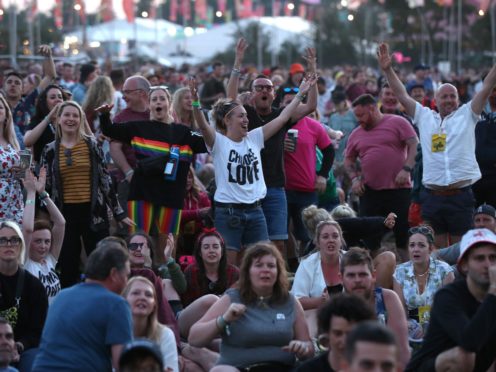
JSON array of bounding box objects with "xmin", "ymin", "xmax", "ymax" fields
[
  {"xmin": 216, "ymin": 315, "xmax": 231, "ymax": 335},
  {"xmin": 192, "ymin": 100, "xmax": 201, "ymax": 108},
  {"xmin": 25, "ymin": 199, "xmax": 35, "ymax": 205},
  {"xmin": 231, "ymin": 68, "xmax": 241, "ymax": 75},
  {"xmin": 295, "ymin": 93, "xmax": 304, "ymax": 101},
  {"xmin": 39, "ymin": 191, "xmax": 49, "ymax": 200},
  {"xmin": 125, "ymin": 169, "xmax": 134, "ymax": 178}
]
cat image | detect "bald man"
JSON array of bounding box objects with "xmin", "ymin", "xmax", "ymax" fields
[{"xmin": 377, "ymin": 42, "xmax": 496, "ymax": 248}]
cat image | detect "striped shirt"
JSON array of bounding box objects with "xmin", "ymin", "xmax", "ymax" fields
[{"xmin": 59, "ymin": 140, "xmax": 91, "ymax": 203}]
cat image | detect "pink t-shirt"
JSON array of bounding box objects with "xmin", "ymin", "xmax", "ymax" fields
[
  {"xmin": 345, "ymin": 114, "xmax": 416, "ymax": 190},
  {"xmin": 284, "ymin": 117, "xmax": 332, "ymax": 192}
]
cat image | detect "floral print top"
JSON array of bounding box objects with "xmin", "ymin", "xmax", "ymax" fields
[
  {"xmin": 0, "ymin": 144, "xmax": 23, "ymax": 224},
  {"xmin": 393, "ymin": 257, "xmax": 453, "ymax": 311}
]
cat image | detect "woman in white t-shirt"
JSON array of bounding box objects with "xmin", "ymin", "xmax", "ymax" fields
[
  {"xmin": 22, "ymin": 169, "xmax": 65, "ymax": 304},
  {"xmin": 190, "ymin": 76, "xmax": 317, "ymax": 264}
]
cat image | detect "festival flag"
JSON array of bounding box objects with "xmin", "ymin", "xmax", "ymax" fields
[
  {"xmin": 242, "ymin": 0, "xmax": 253, "ymax": 17},
  {"xmin": 170, "ymin": 0, "xmax": 178, "ymax": 21},
  {"xmin": 148, "ymin": 0, "xmax": 158, "ymax": 19},
  {"xmin": 195, "ymin": 0, "xmax": 208, "ymax": 21},
  {"xmin": 284, "ymin": 1, "xmax": 292, "ymax": 16},
  {"xmin": 54, "ymin": 0, "xmax": 63, "ymax": 28},
  {"xmin": 272, "ymin": 0, "xmax": 281, "ymax": 16},
  {"xmin": 435, "ymin": 0, "xmax": 453, "ymax": 6},
  {"xmin": 123, "ymin": 0, "xmax": 135, "ymax": 22},
  {"xmin": 217, "ymin": 0, "xmax": 226, "ymax": 13},
  {"xmin": 181, "ymin": 0, "xmax": 191, "ymax": 21},
  {"xmin": 100, "ymin": 0, "xmax": 114, "ymax": 22},
  {"xmin": 254, "ymin": 4, "xmax": 264, "ymax": 16}
]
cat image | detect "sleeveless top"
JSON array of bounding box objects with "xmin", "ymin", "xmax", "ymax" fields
[
  {"xmin": 375, "ymin": 287, "xmax": 387, "ymax": 324},
  {"xmin": 217, "ymin": 288, "xmax": 296, "ymax": 368}
]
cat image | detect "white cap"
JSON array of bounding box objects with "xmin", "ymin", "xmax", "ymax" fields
[{"xmin": 457, "ymin": 228, "xmax": 496, "ymax": 270}]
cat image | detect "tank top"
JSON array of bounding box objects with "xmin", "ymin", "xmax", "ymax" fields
[{"xmin": 375, "ymin": 287, "xmax": 388, "ymax": 324}]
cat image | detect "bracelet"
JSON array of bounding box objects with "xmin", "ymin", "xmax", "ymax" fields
[
  {"xmin": 39, "ymin": 191, "xmax": 49, "ymax": 200},
  {"xmin": 125, "ymin": 169, "xmax": 134, "ymax": 178},
  {"xmin": 25, "ymin": 199, "xmax": 35, "ymax": 205},
  {"xmin": 231, "ymin": 68, "xmax": 241, "ymax": 75},
  {"xmin": 295, "ymin": 93, "xmax": 304, "ymax": 101},
  {"xmin": 351, "ymin": 176, "xmax": 360, "ymax": 183},
  {"xmin": 192, "ymin": 100, "xmax": 201, "ymax": 108},
  {"xmin": 216, "ymin": 316, "xmax": 231, "ymax": 336}
]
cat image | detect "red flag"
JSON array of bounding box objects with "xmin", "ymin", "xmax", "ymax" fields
[
  {"xmin": 195, "ymin": 0, "xmax": 207, "ymax": 21},
  {"xmin": 217, "ymin": 0, "xmax": 226, "ymax": 13},
  {"xmin": 298, "ymin": 4, "xmax": 306, "ymax": 18},
  {"xmin": 54, "ymin": 0, "xmax": 63, "ymax": 28},
  {"xmin": 100, "ymin": 0, "xmax": 114, "ymax": 22},
  {"xmin": 170, "ymin": 0, "xmax": 178, "ymax": 21},
  {"xmin": 27, "ymin": 0, "xmax": 37, "ymax": 22},
  {"xmin": 284, "ymin": 1, "xmax": 292, "ymax": 16},
  {"xmin": 149, "ymin": 0, "xmax": 157, "ymax": 19},
  {"xmin": 75, "ymin": 0, "xmax": 86, "ymax": 23},
  {"xmin": 242, "ymin": 0, "xmax": 252, "ymax": 17},
  {"xmin": 254, "ymin": 4, "xmax": 264, "ymax": 16},
  {"xmin": 181, "ymin": 0, "xmax": 191, "ymax": 21},
  {"xmin": 272, "ymin": 0, "xmax": 281, "ymax": 16},
  {"xmin": 123, "ymin": 0, "xmax": 135, "ymax": 22}
]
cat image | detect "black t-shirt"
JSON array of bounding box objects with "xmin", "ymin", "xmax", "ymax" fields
[
  {"xmin": 406, "ymin": 280, "xmax": 496, "ymax": 372},
  {"xmin": 295, "ymin": 352, "xmax": 335, "ymax": 372},
  {"xmin": 28, "ymin": 120, "xmax": 56, "ymax": 164},
  {"xmin": 0, "ymin": 269, "xmax": 48, "ymax": 350},
  {"xmin": 245, "ymin": 105, "xmax": 292, "ymax": 188},
  {"xmin": 100, "ymin": 113, "xmax": 207, "ymax": 209},
  {"xmin": 200, "ymin": 77, "xmax": 226, "ymax": 109}
]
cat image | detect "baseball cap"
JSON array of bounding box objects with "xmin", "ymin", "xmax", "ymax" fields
[
  {"xmin": 473, "ymin": 204, "xmax": 496, "ymax": 219},
  {"xmin": 289, "ymin": 63, "xmax": 305, "ymax": 75},
  {"xmin": 414, "ymin": 64, "xmax": 429, "ymax": 72},
  {"xmin": 457, "ymin": 228, "xmax": 496, "ymax": 271},
  {"xmin": 119, "ymin": 339, "xmax": 163, "ymax": 371}
]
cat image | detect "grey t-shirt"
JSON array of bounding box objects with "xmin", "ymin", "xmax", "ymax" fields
[
  {"xmin": 432, "ymin": 242, "xmax": 461, "ymax": 278},
  {"xmin": 217, "ymin": 288, "xmax": 296, "ymax": 368}
]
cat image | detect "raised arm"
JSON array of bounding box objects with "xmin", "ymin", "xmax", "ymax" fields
[
  {"xmin": 226, "ymin": 38, "xmax": 248, "ymax": 100},
  {"xmin": 36, "ymin": 167, "xmax": 65, "ymax": 260},
  {"xmin": 24, "ymin": 103, "xmax": 59, "ymax": 147},
  {"xmin": 38, "ymin": 45, "xmax": 57, "ymax": 92},
  {"xmin": 263, "ymin": 74, "xmax": 317, "ymax": 141},
  {"xmin": 377, "ymin": 43, "xmax": 416, "ymax": 118},
  {"xmin": 471, "ymin": 64, "xmax": 496, "ymax": 115},
  {"xmin": 21, "ymin": 170, "xmax": 37, "ymax": 256},
  {"xmin": 290, "ymin": 48, "xmax": 318, "ymax": 122},
  {"xmin": 189, "ymin": 78, "xmax": 216, "ymax": 148}
]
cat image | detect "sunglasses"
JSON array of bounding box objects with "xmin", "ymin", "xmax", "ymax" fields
[
  {"xmin": 128, "ymin": 242, "xmax": 145, "ymax": 251},
  {"xmin": 253, "ymin": 85, "xmax": 274, "ymax": 92},
  {"xmin": 283, "ymin": 87, "xmax": 299, "ymax": 93},
  {"xmin": 64, "ymin": 148, "xmax": 72, "ymax": 166},
  {"xmin": 0, "ymin": 236, "xmax": 22, "ymax": 247},
  {"xmin": 408, "ymin": 226, "xmax": 434, "ymax": 242}
]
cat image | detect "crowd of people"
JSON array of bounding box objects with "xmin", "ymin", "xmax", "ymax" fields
[{"xmin": 0, "ymin": 37, "xmax": 495, "ymax": 372}]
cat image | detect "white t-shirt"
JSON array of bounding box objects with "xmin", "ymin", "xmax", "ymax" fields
[
  {"xmin": 158, "ymin": 326, "xmax": 179, "ymax": 372},
  {"xmin": 24, "ymin": 254, "xmax": 61, "ymax": 304},
  {"xmin": 211, "ymin": 128, "xmax": 267, "ymax": 203}
]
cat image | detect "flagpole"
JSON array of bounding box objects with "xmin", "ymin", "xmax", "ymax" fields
[{"xmin": 8, "ymin": 3, "xmax": 17, "ymax": 68}]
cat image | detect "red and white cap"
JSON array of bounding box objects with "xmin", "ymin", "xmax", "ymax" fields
[{"xmin": 457, "ymin": 228, "xmax": 496, "ymax": 271}]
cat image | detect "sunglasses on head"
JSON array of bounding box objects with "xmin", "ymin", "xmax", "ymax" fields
[
  {"xmin": 408, "ymin": 226, "xmax": 434, "ymax": 242},
  {"xmin": 150, "ymin": 85, "xmax": 169, "ymax": 91},
  {"xmin": 128, "ymin": 242, "xmax": 145, "ymax": 251},
  {"xmin": 283, "ymin": 87, "xmax": 299, "ymax": 94}
]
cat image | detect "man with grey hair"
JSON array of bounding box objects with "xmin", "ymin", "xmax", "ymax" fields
[
  {"xmin": 109, "ymin": 75, "xmax": 151, "ymax": 234},
  {"xmin": 377, "ymin": 42, "xmax": 496, "ymax": 248}
]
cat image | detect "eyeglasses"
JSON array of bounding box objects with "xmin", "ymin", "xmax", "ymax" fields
[
  {"xmin": 283, "ymin": 87, "xmax": 299, "ymax": 93},
  {"xmin": 128, "ymin": 242, "xmax": 145, "ymax": 251},
  {"xmin": 253, "ymin": 85, "xmax": 274, "ymax": 92},
  {"xmin": 64, "ymin": 148, "xmax": 72, "ymax": 166},
  {"xmin": 0, "ymin": 236, "xmax": 22, "ymax": 247},
  {"xmin": 408, "ymin": 226, "xmax": 434, "ymax": 242}
]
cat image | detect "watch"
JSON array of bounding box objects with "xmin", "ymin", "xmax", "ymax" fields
[{"xmin": 402, "ymin": 165, "xmax": 413, "ymax": 172}]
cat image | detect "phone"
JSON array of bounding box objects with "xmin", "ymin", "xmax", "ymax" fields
[{"xmin": 18, "ymin": 150, "xmax": 32, "ymax": 171}]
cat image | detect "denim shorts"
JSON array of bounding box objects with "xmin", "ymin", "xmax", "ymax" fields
[
  {"xmin": 214, "ymin": 206, "xmax": 269, "ymax": 252},
  {"xmin": 261, "ymin": 187, "xmax": 288, "ymax": 240}
]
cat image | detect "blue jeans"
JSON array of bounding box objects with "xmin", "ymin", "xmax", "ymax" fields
[
  {"xmin": 262, "ymin": 187, "xmax": 288, "ymax": 240},
  {"xmin": 286, "ymin": 190, "xmax": 318, "ymax": 243},
  {"xmin": 214, "ymin": 206, "xmax": 269, "ymax": 252}
]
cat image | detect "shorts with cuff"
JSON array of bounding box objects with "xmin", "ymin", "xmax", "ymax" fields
[
  {"xmin": 261, "ymin": 187, "xmax": 288, "ymax": 241},
  {"xmin": 214, "ymin": 205, "xmax": 269, "ymax": 252}
]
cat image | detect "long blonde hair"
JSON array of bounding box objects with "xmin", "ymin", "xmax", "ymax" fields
[
  {"xmin": 0, "ymin": 220, "xmax": 26, "ymax": 265},
  {"xmin": 122, "ymin": 276, "xmax": 163, "ymax": 343},
  {"xmin": 54, "ymin": 101, "xmax": 93, "ymax": 141},
  {"xmin": 82, "ymin": 76, "xmax": 114, "ymax": 114},
  {"xmin": 172, "ymin": 87, "xmax": 195, "ymax": 129},
  {"xmin": 0, "ymin": 95, "xmax": 20, "ymax": 150}
]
